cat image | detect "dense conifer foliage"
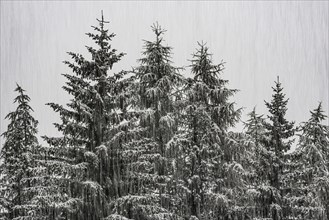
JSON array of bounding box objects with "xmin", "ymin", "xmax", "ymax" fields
[
  {"xmin": 287, "ymin": 103, "xmax": 329, "ymax": 220},
  {"xmin": 0, "ymin": 85, "xmax": 39, "ymax": 219},
  {"xmin": 41, "ymin": 12, "xmax": 126, "ymax": 219},
  {"xmin": 1, "ymin": 15, "xmax": 328, "ymax": 220},
  {"xmin": 261, "ymin": 79, "xmax": 295, "ymax": 220},
  {"xmin": 166, "ymin": 42, "xmax": 243, "ymax": 219}
]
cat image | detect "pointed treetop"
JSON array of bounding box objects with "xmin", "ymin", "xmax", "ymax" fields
[
  {"xmin": 13, "ymin": 83, "xmax": 31, "ymax": 105},
  {"xmin": 266, "ymin": 77, "xmax": 287, "ymax": 108},
  {"xmin": 101, "ymin": 10, "xmax": 104, "ymax": 22},
  {"xmin": 189, "ymin": 42, "xmax": 225, "ymax": 84},
  {"xmin": 96, "ymin": 10, "xmax": 109, "ymax": 29},
  {"xmin": 273, "ymin": 75, "xmax": 283, "ymax": 93},
  {"xmin": 245, "ymin": 106, "xmax": 264, "ymax": 127},
  {"xmin": 151, "ymin": 22, "xmax": 166, "ymax": 38},
  {"xmin": 250, "ymin": 106, "xmax": 259, "ymax": 117},
  {"xmin": 310, "ymin": 102, "xmax": 327, "ymax": 123},
  {"xmin": 14, "ymin": 83, "xmax": 25, "ymax": 94}
]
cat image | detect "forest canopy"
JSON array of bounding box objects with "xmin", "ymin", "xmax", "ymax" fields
[{"xmin": 0, "ymin": 13, "xmax": 328, "ymax": 220}]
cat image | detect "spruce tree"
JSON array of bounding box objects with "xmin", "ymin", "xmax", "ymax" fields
[
  {"xmin": 107, "ymin": 23, "xmax": 184, "ymax": 220},
  {"xmin": 244, "ymin": 108, "xmax": 274, "ymax": 219},
  {"xmin": 0, "ymin": 84, "xmax": 39, "ymax": 219},
  {"xmin": 262, "ymin": 77, "xmax": 295, "ymax": 220},
  {"xmin": 287, "ymin": 103, "xmax": 329, "ymax": 220},
  {"xmin": 133, "ymin": 22, "xmax": 184, "ymax": 219},
  {"xmin": 167, "ymin": 42, "xmax": 242, "ymax": 219},
  {"xmin": 43, "ymin": 12, "xmax": 125, "ymax": 220}
]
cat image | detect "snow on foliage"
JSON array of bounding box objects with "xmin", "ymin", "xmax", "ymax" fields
[{"xmin": 1, "ymin": 14, "xmax": 328, "ymax": 220}]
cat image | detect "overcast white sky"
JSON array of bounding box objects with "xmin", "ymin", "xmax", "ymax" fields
[{"xmin": 1, "ymin": 1, "xmax": 328, "ymax": 146}]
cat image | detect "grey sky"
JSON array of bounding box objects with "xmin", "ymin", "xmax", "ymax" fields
[{"xmin": 1, "ymin": 1, "xmax": 328, "ymax": 146}]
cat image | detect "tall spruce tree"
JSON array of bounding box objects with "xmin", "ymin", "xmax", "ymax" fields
[
  {"xmin": 43, "ymin": 12, "xmax": 125, "ymax": 220},
  {"xmin": 166, "ymin": 42, "xmax": 242, "ymax": 219},
  {"xmin": 262, "ymin": 77, "xmax": 295, "ymax": 220},
  {"xmin": 106, "ymin": 23, "xmax": 184, "ymax": 220},
  {"xmin": 133, "ymin": 22, "xmax": 184, "ymax": 219},
  {"xmin": 287, "ymin": 103, "xmax": 329, "ymax": 220},
  {"xmin": 0, "ymin": 84, "xmax": 39, "ymax": 219}
]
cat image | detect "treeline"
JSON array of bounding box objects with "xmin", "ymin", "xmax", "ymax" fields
[{"xmin": 0, "ymin": 14, "xmax": 328, "ymax": 220}]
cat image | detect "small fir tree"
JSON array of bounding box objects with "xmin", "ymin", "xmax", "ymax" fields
[{"xmin": 0, "ymin": 84, "xmax": 39, "ymax": 219}]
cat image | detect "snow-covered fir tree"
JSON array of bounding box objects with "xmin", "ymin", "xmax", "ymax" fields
[
  {"xmin": 106, "ymin": 23, "xmax": 184, "ymax": 220},
  {"xmin": 166, "ymin": 42, "xmax": 243, "ymax": 219},
  {"xmin": 243, "ymin": 108, "xmax": 276, "ymax": 219},
  {"xmin": 261, "ymin": 78, "xmax": 295, "ymax": 220},
  {"xmin": 132, "ymin": 23, "xmax": 184, "ymax": 219},
  {"xmin": 0, "ymin": 84, "xmax": 39, "ymax": 220},
  {"xmin": 286, "ymin": 103, "xmax": 329, "ymax": 220},
  {"xmin": 43, "ymin": 12, "xmax": 126, "ymax": 220}
]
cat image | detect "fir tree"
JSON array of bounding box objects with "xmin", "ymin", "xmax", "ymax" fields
[
  {"xmin": 287, "ymin": 103, "xmax": 329, "ymax": 220},
  {"xmin": 133, "ymin": 22, "xmax": 183, "ymax": 219},
  {"xmin": 243, "ymin": 108, "xmax": 275, "ymax": 219},
  {"xmin": 107, "ymin": 23, "xmax": 184, "ymax": 220},
  {"xmin": 0, "ymin": 84, "xmax": 39, "ymax": 219},
  {"xmin": 262, "ymin": 77, "xmax": 295, "ymax": 220},
  {"xmin": 43, "ymin": 12, "xmax": 125, "ymax": 220},
  {"xmin": 167, "ymin": 42, "xmax": 242, "ymax": 219}
]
